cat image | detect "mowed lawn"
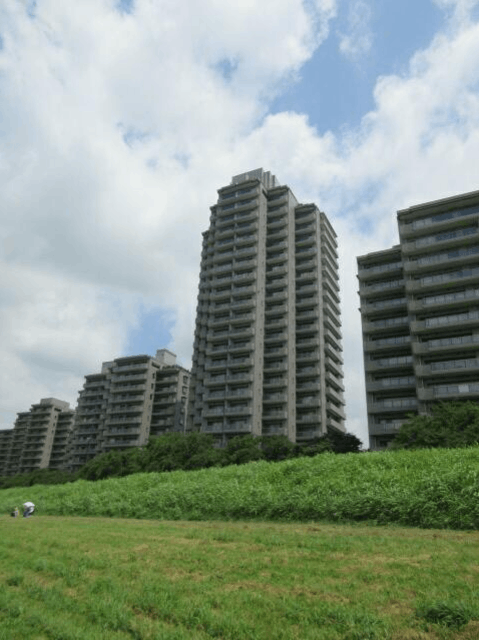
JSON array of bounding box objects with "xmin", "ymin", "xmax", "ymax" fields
[{"xmin": 1, "ymin": 517, "xmax": 479, "ymax": 639}]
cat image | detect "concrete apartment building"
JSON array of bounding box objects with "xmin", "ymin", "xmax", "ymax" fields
[
  {"xmin": 358, "ymin": 189, "xmax": 479, "ymax": 450},
  {"xmin": 68, "ymin": 349, "xmax": 190, "ymax": 473},
  {"xmin": 0, "ymin": 398, "xmax": 75, "ymax": 476},
  {"xmin": 188, "ymin": 168, "xmax": 345, "ymax": 444}
]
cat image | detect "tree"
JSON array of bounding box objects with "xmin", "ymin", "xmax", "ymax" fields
[
  {"xmin": 327, "ymin": 430, "xmax": 363, "ymax": 454},
  {"xmin": 143, "ymin": 432, "xmax": 222, "ymax": 472},
  {"xmin": 260, "ymin": 435, "xmax": 297, "ymax": 461},
  {"xmin": 223, "ymin": 435, "xmax": 264, "ymax": 465},
  {"xmin": 392, "ymin": 402, "xmax": 479, "ymax": 449},
  {"xmin": 78, "ymin": 448, "xmax": 143, "ymax": 481}
]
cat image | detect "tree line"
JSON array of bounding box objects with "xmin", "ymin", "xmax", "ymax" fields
[
  {"xmin": 0, "ymin": 430, "xmax": 361, "ymax": 488},
  {"xmin": 2, "ymin": 401, "xmax": 478, "ymax": 490}
]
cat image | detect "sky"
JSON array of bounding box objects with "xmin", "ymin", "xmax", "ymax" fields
[{"xmin": 2, "ymin": 0, "xmax": 479, "ymax": 447}]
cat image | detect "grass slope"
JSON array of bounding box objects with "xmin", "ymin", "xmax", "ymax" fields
[
  {"xmin": 1, "ymin": 448, "xmax": 479, "ymax": 529},
  {"xmin": 1, "ymin": 517, "xmax": 479, "ymax": 639}
]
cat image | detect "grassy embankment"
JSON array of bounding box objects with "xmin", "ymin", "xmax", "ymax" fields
[
  {"xmin": 1, "ymin": 517, "xmax": 479, "ymax": 639},
  {"xmin": 1, "ymin": 447, "xmax": 479, "ymax": 529}
]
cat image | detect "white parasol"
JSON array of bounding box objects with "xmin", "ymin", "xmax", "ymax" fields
[{"xmin": 23, "ymin": 501, "xmax": 35, "ymax": 508}]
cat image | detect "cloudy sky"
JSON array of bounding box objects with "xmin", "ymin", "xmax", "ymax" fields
[{"xmin": 2, "ymin": 0, "xmax": 479, "ymax": 445}]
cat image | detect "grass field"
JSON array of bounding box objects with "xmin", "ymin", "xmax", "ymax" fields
[{"xmin": 1, "ymin": 516, "xmax": 479, "ymax": 639}]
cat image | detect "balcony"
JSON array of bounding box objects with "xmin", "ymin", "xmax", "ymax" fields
[
  {"xmin": 112, "ymin": 374, "xmax": 147, "ymax": 384},
  {"xmin": 364, "ymin": 358, "xmax": 413, "ymax": 373},
  {"xmin": 296, "ymin": 351, "xmax": 319, "ymax": 364},
  {"xmin": 265, "ymin": 331, "xmax": 287, "ymax": 343},
  {"xmin": 409, "ymin": 288, "xmax": 479, "ymax": 312},
  {"xmin": 297, "ymin": 395, "xmax": 320, "ymax": 407},
  {"xmin": 357, "ymin": 261, "xmax": 403, "ymax": 281},
  {"xmin": 228, "ymin": 341, "xmax": 254, "ymax": 354},
  {"xmin": 368, "ymin": 398, "xmax": 418, "ymax": 412},
  {"xmin": 263, "ymin": 392, "xmax": 287, "ymax": 403},
  {"xmin": 106, "ymin": 416, "xmax": 142, "ymax": 425},
  {"xmin": 225, "ymin": 389, "xmax": 253, "ymax": 399},
  {"xmin": 369, "ymin": 421, "xmax": 403, "ymax": 435},
  {"xmin": 297, "ymin": 365, "xmax": 321, "ymax": 378},
  {"xmin": 263, "ymin": 410, "xmax": 288, "ymax": 420},
  {"xmin": 263, "ymin": 361, "xmax": 287, "ymax": 373},
  {"xmin": 296, "ymin": 337, "xmax": 320, "ymax": 348},
  {"xmin": 296, "ymin": 322, "xmax": 318, "ymax": 336},
  {"xmin": 263, "ymin": 376, "xmax": 287, "ymax": 388},
  {"xmin": 412, "ymin": 333, "xmax": 479, "ymax": 355},
  {"xmin": 225, "ymin": 406, "xmax": 253, "ymax": 416},
  {"xmin": 415, "ymin": 359, "xmax": 479, "ymax": 377},
  {"xmin": 410, "ymin": 311, "xmax": 479, "ymax": 334},
  {"xmin": 296, "ymin": 413, "xmax": 320, "ymax": 424},
  {"xmin": 111, "ymin": 383, "xmax": 147, "ymax": 393}
]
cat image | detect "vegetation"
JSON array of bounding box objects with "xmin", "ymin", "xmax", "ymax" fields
[
  {"xmin": 1, "ymin": 516, "xmax": 479, "ymax": 639},
  {"xmin": 77, "ymin": 431, "xmax": 362, "ymax": 482},
  {"xmin": 0, "ymin": 468, "xmax": 76, "ymax": 490},
  {"xmin": 1, "ymin": 446, "xmax": 479, "ymax": 530},
  {"xmin": 392, "ymin": 402, "xmax": 479, "ymax": 450}
]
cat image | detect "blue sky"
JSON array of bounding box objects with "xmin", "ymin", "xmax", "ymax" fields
[
  {"xmin": 272, "ymin": 0, "xmax": 444, "ymax": 132},
  {"xmin": 1, "ymin": 0, "xmax": 479, "ymax": 446}
]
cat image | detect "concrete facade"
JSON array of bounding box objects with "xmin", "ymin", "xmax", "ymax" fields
[
  {"xmin": 0, "ymin": 398, "xmax": 74, "ymax": 476},
  {"xmin": 358, "ymin": 189, "xmax": 479, "ymax": 450},
  {"xmin": 188, "ymin": 168, "xmax": 345, "ymax": 443},
  {"xmin": 68, "ymin": 349, "xmax": 190, "ymax": 473}
]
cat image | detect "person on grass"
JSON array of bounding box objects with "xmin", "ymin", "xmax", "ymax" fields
[{"xmin": 23, "ymin": 502, "xmax": 35, "ymax": 518}]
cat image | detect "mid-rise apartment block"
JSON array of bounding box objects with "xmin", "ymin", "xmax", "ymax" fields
[
  {"xmin": 358, "ymin": 189, "xmax": 479, "ymax": 449},
  {"xmin": 188, "ymin": 168, "xmax": 345, "ymax": 444},
  {"xmin": 0, "ymin": 398, "xmax": 75, "ymax": 476},
  {"xmin": 68, "ymin": 349, "xmax": 190, "ymax": 473}
]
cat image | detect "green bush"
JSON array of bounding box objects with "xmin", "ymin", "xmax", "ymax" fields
[{"xmin": 393, "ymin": 401, "xmax": 479, "ymax": 449}]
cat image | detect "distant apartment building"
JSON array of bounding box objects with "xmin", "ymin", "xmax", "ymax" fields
[
  {"xmin": 68, "ymin": 349, "xmax": 190, "ymax": 473},
  {"xmin": 188, "ymin": 168, "xmax": 345, "ymax": 444},
  {"xmin": 358, "ymin": 189, "xmax": 479, "ymax": 450},
  {"xmin": 0, "ymin": 429, "xmax": 13, "ymax": 476},
  {"xmin": 0, "ymin": 398, "xmax": 75, "ymax": 476}
]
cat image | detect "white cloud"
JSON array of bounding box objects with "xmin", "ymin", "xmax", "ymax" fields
[{"xmin": 338, "ymin": 0, "xmax": 373, "ymax": 61}]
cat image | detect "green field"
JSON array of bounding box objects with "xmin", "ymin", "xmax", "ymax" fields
[
  {"xmin": 1, "ymin": 516, "xmax": 479, "ymax": 639},
  {"xmin": 1, "ymin": 448, "xmax": 479, "ymax": 529}
]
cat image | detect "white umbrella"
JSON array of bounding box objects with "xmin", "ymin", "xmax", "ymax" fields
[{"xmin": 23, "ymin": 502, "xmax": 35, "ymax": 508}]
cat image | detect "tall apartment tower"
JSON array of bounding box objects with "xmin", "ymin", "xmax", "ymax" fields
[
  {"xmin": 68, "ymin": 349, "xmax": 190, "ymax": 473},
  {"xmin": 188, "ymin": 168, "xmax": 345, "ymax": 443},
  {"xmin": 0, "ymin": 398, "xmax": 74, "ymax": 476},
  {"xmin": 358, "ymin": 189, "xmax": 479, "ymax": 450}
]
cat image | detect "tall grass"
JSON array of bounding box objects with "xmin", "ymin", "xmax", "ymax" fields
[{"xmin": 2, "ymin": 447, "xmax": 479, "ymax": 529}]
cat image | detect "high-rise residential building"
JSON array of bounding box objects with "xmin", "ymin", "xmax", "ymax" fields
[
  {"xmin": 68, "ymin": 349, "xmax": 190, "ymax": 473},
  {"xmin": 188, "ymin": 168, "xmax": 345, "ymax": 444},
  {"xmin": 0, "ymin": 398, "xmax": 74, "ymax": 476},
  {"xmin": 358, "ymin": 189, "xmax": 479, "ymax": 450},
  {"xmin": 0, "ymin": 429, "xmax": 13, "ymax": 476}
]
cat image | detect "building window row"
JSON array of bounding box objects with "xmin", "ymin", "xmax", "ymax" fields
[
  {"xmin": 411, "ymin": 203, "xmax": 479, "ymax": 229},
  {"xmin": 424, "ymin": 309, "xmax": 479, "ymax": 328},
  {"xmin": 374, "ymin": 375, "xmax": 416, "ymax": 387},
  {"xmin": 428, "ymin": 357, "xmax": 479, "ymax": 371},
  {"xmin": 434, "ymin": 382, "xmax": 479, "ymax": 396},
  {"xmin": 372, "ymin": 355, "xmax": 413, "ymax": 367},
  {"xmin": 414, "ymin": 244, "xmax": 479, "ymax": 266},
  {"xmin": 415, "ymin": 225, "xmax": 477, "ymax": 247},
  {"xmin": 420, "ymin": 266, "xmax": 479, "ymax": 286}
]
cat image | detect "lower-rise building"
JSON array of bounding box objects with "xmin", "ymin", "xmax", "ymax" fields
[
  {"xmin": 0, "ymin": 398, "xmax": 75, "ymax": 475},
  {"xmin": 68, "ymin": 349, "xmax": 190, "ymax": 473}
]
